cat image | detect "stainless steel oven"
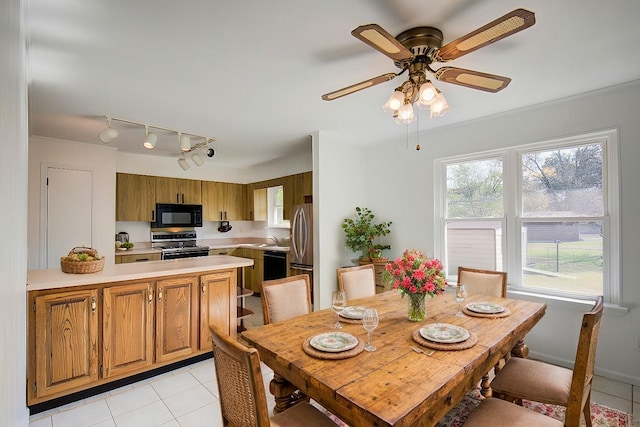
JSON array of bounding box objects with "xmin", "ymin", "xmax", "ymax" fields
[{"xmin": 151, "ymin": 229, "xmax": 210, "ymax": 260}]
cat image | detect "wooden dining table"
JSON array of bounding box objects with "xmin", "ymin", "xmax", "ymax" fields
[{"xmin": 241, "ymin": 290, "xmax": 546, "ymax": 427}]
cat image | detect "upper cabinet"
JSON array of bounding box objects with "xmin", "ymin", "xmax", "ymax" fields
[
  {"xmin": 116, "ymin": 173, "xmax": 156, "ymax": 222},
  {"xmin": 202, "ymin": 181, "xmax": 245, "ymax": 221},
  {"xmin": 156, "ymin": 177, "xmax": 201, "ymax": 204}
]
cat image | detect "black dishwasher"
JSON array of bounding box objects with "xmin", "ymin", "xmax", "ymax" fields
[{"xmin": 263, "ymin": 251, "xmax": 288, "ymax": 280}]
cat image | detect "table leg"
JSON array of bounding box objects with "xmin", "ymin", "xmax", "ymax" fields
[
  {"xmin": 269, "ymin": 373, "xmax": 301, "ymax": 414},
  {"xmin": 511, "ymin": 338, "xmax": 529, "ymax": 359}
]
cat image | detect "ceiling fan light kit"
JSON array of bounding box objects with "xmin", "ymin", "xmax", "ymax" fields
[
  {"xmin": 322, "ymin": 8, "xmax": 536, "ymax": 125},
  {"xmin": 97, "ymin": 115, "xmax": 216, "ymax": 170}
]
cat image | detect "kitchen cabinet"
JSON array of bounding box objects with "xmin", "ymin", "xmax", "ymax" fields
[
  {"xmin": 27, "ymin": 260, "xmax": 249, "ymax": 405},
  {"xmin": 32, "ymin": 289, "xmax": 99, "ymax": 400},
  {"xmin": 209, "ymin": 248, "xmax": 236, "ymax": 256},
  {"xmin": 102, "ymin": 282, "xmax": 154, "ymax": 378},
  {"xmin": 253, "ymin": 188, "xmax": 267, "ymax": 221},
  {"xmin": 116, "ymin": 173, "xmax": 156, "ymax": 221},
  {"xmin": 156, "ymin": 276, "xmax": 199, "ymax": 363},
  {"xmin": 202, "ymin": 181, "xmax": 245, "ymax": 221},
  {"xmin": 156, "ymin": 176, "xmax": 202, "ymax": 204},
  {"xmin": 236, "ymin": 248, "xmax": 264, "ymax": 293},
  {"xmin": 115, "ymin": 252, "xmax": 161, "ymax": 264},
  {"xmin": 199, "ymin": 270, "xmax": 237, "ymax": 351}
]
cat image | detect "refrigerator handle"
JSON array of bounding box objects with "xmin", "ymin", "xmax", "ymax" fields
[{"xmin": 291, "ymin": 207, "xmax": 307, "ymax": 261}]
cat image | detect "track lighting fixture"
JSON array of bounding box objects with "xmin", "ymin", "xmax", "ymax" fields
[
  {"xmin": 141, "ymin": 125, "xmax": 158, "ymax": 149},
  {"xmin": 97, "ymin": 115, "xmax": 216, "ymax": 170},
  {"xmin": 98, "ymin": 117, "xmax": 118, "ymax": 143}
]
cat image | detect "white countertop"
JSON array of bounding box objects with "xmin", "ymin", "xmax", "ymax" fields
[
  {"xmin": 27, "ymin": 255, "xmax": 253, "ymax": 291},
  {"xmin": 114, "ymin": 240, "xmax": 290, "ymax": 257}
]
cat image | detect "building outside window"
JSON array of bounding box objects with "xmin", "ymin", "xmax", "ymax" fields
[{"xmin": 434, "ymin": 129, "xmax": 620, "ymax": 303}]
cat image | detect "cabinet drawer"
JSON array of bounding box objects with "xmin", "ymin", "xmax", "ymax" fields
[{"xmin": 117, "ymin": 253, "xmax": 161, "ymax": 264}]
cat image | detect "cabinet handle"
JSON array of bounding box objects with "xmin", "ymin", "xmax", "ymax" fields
[
  {"xmin": 224, "ymin": 211, "xmax": 228, "ymax": 220},
  {"xmin": 91, "ymin": 296, "xmax": 96, "ymax": 314},
  {"xmin": 181, "ymin": 193, "xmax": 185, "ymax": 204},
  {"xmin": 176, "ymin": 193, "xmax": 180, "ymax": 204},
  {"xmin": 158, "ymin": 287, "xmax": 163, "ymax": 303},
  {"xmin": 151, "ymin": 210, "xmax": 155, "ymax": 221},
  {"xmin": 201, "ymin": 284, "xmax": 206, "ymax": 295},
  {"xmin": 148, "ymin": 288, "xmax": 153, "ymax": 304},
  {"xmin": 219, "ymin": 211, "xmax": 223, "ymax": 221}
]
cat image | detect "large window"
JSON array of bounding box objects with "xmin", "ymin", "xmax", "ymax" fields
[{"xmin": 435, "ymin": 130, "xmax": 620, "ymax": 303}]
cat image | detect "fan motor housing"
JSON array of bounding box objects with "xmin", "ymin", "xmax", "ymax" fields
[{"xmin": 394, "ymin": 26, "xmax": 443, "ymax": 68}]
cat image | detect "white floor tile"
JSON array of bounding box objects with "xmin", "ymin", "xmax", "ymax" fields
[
  {"xmin": 30, "ymin": 407, "xmax": 58, "ymax": 423},
  {"xmin": 106, "ymin": 384, "xmax": 160, "ymax": 417},
  {"xmin": 112, "ymin": 401, "xmax": 174, "ymax": 427},
  {"xmin": 151, "ymin": 371, "xmax": 200, "ymax": 399},
  {"xmin": 52, "ymin": 399, "xmax": 112, "ymax": 427},
  {"xmin": 89, "ymin": 419, "xmax": 116, "ymax": 427},
  {"xmin": 28, "ymin": 417, "xmax": 52, "ymax": 427},
  {"xmin": 175, "ymin": 402, "xmax": 223, "ymax": 427},
  {"xmin": 162, "ymin": 384, "xmax": 213, "ymax": 418},
  {"xmin": 108, "ymin": 384, "xmax": 133, "ymax": 397},
  {"xmin": 593, "ymin": 374, "xmax": 633, "ymax": 400},
  {"xmin": 157, "ymin": 420, "xmax": 181, "ymax": 427},
  {"xmin": 188, "ymin": 360, "xmax": 216, "ymax": 384},
  {"xmin": 201, "ymin": 379, "xmax": 220, "ymax": 399}
]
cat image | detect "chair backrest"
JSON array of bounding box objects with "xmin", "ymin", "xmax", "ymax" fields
[
  {"xmin": 261, "ymin": 274, "xmax": 312, "ymax": 325},
  {"xmin": 457, "ymin": 266, "xmax": 507, "ymax": 298},
  {"xmin": 565, "ymin": 296, "xmax": 604, "ymax": 427},
  {"xmin": 210, "ymin": 324, "xmax": 270, "ymax": 427},
  {"xmin": 337, "ymin": 264, "xmax": 376, "ymax": 301}
]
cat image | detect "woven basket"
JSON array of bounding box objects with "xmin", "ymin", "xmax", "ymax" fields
[{"xmin": 60, "ymin": 247, "xmax": 105, "ymax": 274}]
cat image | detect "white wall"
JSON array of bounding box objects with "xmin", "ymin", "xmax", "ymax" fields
[
  {"xmin": 28, "ymin": 137, "xmax": 118, "ymax": 268},
  {"xmin": 364, "ymin": 81, "xmax": 640, "ymax": 385},
  {"xmin": 0, "ymin": 0, "xmax": 29, "ymax": 423},
  {"xmin": 313, "ymin": 131, "xmax": 369, "ymax": 309}
]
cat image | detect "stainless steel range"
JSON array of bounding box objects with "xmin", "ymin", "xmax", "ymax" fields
[{"xmin": 151, "ymin": 229, "xmax": 210, "ymax": 260}]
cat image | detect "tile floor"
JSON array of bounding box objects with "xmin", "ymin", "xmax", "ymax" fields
[{"xmin": 29, "ymin": 295, "xmax": 639, "ymax": 427}]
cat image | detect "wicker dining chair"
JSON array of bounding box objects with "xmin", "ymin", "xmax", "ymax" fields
[
  {"xmin": 457, "ymin": 266, "xmax": 507, "ymax": 298},
  {"xmin": 209, "ymin": 324, "xmax": 336, "ymax": 427},
  {"xmin": 483, "ymin": 296, "xmax": 604, "ymax": 427},
  {"xmin": 261, "ymin": 274, "xmax": 313, "ymax": 325},
  {"xmin": 457, "ymin": 266, "xmax": 508, "ymax": 396},
  {"xmin": 337, "ymin": 264, "xmax": 376, "ymax": 301}
]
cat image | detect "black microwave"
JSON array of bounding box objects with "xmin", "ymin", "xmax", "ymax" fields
[{"xmin": 151, "ymin": 204, "xmax": 203, "ymax": 228}]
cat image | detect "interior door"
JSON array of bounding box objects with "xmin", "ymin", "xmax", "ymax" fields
[{"xmin": 46, "ymin": 167, "xmax": 92, "ymax": 268}]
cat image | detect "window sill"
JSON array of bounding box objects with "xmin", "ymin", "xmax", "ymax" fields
[{"xmin": 506, "ymin": 289, "xmax": 629, "ymax": 316}]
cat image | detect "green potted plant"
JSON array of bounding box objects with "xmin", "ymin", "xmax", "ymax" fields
[{"xmin": 342, "ymin": 207, "xmax": 392, "ymax": 261}]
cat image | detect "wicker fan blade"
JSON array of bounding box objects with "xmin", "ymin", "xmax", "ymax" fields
[
  {"xmin": 433, "ymin": 66, "xmax": 511, "ymax": 92},
  {"xmin": 322, "ymin": 73, "xmax": 397, "ymax": 101},
  {"xmin": 351, "ymin": 24, "xmax": 413, "ymax": 62},
  {"xmin": 435, "ymin": 9, "xmax": 535, "ymax": 62}
]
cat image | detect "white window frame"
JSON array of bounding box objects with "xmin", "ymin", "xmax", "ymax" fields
[{"xmin": 434, "ymin": 129, "xmax": 621, "ymax": 305}]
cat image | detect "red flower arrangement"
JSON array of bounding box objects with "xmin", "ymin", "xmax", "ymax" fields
[{"xmin": 383, "ymin": 249, "xmax": 447, "ymax": 298}]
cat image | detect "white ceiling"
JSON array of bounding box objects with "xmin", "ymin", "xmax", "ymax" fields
[{"xmin": 27, "ymin": 0, "xmax": 640, "ymax": 169}]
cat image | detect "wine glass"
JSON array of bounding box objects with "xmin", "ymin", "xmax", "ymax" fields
[
  {"xmin": 362, "ymin": 308, "xmax": 379, "ymax": 352},
  {"xmin": 331, "ymin": 290, "xmax": 346, "ymax": 329},
  {"xmin": 455, "ymin": 284, "xmax": 467, "ymax": 317}
]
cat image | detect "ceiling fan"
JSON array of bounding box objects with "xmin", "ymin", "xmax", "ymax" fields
[{"xmin": 322, "ymin": 8, "xmax": 535, "ymax": 120}]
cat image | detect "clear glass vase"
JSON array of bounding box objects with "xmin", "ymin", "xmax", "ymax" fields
[{"xmin": 407, "ymin": 293, "xmax": 427, "ymax": 322}]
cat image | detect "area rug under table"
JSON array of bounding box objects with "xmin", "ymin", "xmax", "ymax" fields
[{"xmin": 321, "ymin": 389, "xmax": 633, "ymax": 427}]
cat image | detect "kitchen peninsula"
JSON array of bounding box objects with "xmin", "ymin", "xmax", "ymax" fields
[{"xmin": 26, "ymin": 255, "xmax": 252, "ymax": 407}]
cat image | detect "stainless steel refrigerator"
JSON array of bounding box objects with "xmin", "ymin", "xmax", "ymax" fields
[{"xmin": 290, "ymin": 203, "xmax": 313, "ymax": 272}]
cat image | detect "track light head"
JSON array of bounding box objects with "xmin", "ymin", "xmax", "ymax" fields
[
  {"xmin": 141, "ymin": 125, "xmax": 157, "ymax": 149},
  {"xmin": 206, "ymin": 148, "xmax": 215, "ymax": 158},
  {"xmin": 191, "ymin": 153, "xmax": 204, "ymax": 167},
  {"xmin": 98, "ymin": 117, "xmax": 118, "ymax": 143},
  {"xmin": 177, "ymin": 156, "xmax": 190, "ymax": 171},
  {"xmin": 179, "ymin": 133, "xmax": 191, "ymax": 151}
]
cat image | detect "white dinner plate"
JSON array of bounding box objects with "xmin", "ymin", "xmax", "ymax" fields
[
  {"xmin": 420, "ymin": 323, "xmax": 470, "ymax": 344},
  {"xmin": 466, "ymin": 302, "xmax": 506, "ymax": 314},
  {"xmin": 309, "ymin": 332, "xmax": 359, "ymax": 353},
  {"xmin": 340, "ymin": 306, "xmax": 366, "ymax": 320}
]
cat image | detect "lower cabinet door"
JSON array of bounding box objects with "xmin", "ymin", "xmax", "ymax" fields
[
  {"xmin": 200, "ymin": 270, "xmax": 237, "ymax": 350},
  {"xmin": 103, "ymin": 282, "xmax": 154, "ymax": 378},
  {"xmin": 156, "ymin": 276, "xmax": 198, "ymax": 363},
  {"xmin": 33, "ymin": 289, "xmax": 99, "ymax": 400}
]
